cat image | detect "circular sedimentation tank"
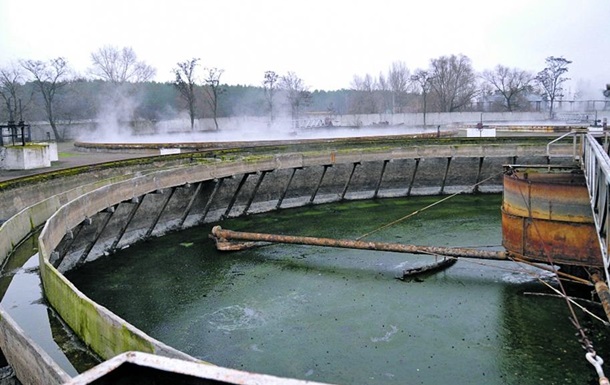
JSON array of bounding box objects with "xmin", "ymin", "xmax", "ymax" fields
[
  {"xmin": 1, "ymin": 131, "xmax": 606, "ymax": 384},
  {"xmin": 65, "ymin": 195, "xmax": 610, "ymax": 385}
]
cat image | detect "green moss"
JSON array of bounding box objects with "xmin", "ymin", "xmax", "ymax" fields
[
  {"xmin": 58, "ymin": 152, "xmax": 79, "ymax": 158},
  {"xmin": 0, "ymin": 136, "xmax": 559, "ymax": 192},
  {"xmin": 3, "ymin": 143, "xmax": 49, "ymax": 149},
  {"xmin": 41, "ymin": 262, "xmax": 155, "ymax": 360}
]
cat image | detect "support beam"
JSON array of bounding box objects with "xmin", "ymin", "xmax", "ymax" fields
[
  {"xmin": 201, "ymin": 179, "xmax": 223, "ymax": 222},
  {"xmin": 407, "ymin": 158, "xmax": 420, "ymax": 196},
  {"xmin": 242, "ymin": 171, "xmax": 269, "ymax": 215},
  {"xmin": 474, "ymin": 157, "xmax": 484, "ymax": 193},
  {"xmin": 76, "ymin": 205, "xmax": 117, "ymax": 267},
  {"xmin": 55, "ymin": 223, "xmax": 85, "ymax": 267},
  {"xmin": 374, "ymin": 160, "xmax": 389, "ymax": 198},
  {"xmin": 178, "ymin": 182, "xmax": 203, "ymax": 228},
  {"xmin": 222, "ymin": 173, "xmax": 251, "ymax": 219},
  {"xmin": 440, "ymin": 157, "xmax": 452, "ymax": 194},
  {"xmin": 276, "ymin": 168, "xmax": 300, "ymax": 209},
  {"xmin": 310, "ymin": 165, "xmax": 331, "ymax": 204},
  {"xmin": 110, "ymin": 196, "xmax": 144, "ymax": 251},
  {"xmin": 145, "ymin": 187, "xmax": 177, "ymax": 238},
  {"xmin": 341, "ymin": 162, "xmax": 360, "ymax": 200},
  {"xmin": 211, "ymin": 226, "xmax": 508, "ymax": 260}
]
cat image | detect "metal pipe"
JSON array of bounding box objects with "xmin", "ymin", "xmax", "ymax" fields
[{"xmin": 211, "ymin": 226, "xmax": 508, "ymax": 260}]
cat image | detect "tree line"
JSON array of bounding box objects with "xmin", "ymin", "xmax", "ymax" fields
[{"xmin": 0, "ymin": 45, "xmax": 574, "ymax": 141}]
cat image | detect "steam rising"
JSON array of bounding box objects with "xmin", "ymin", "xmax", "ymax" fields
[{"xmin": 84, "ymin": 87, "xmax": 442, "ymax": 144}]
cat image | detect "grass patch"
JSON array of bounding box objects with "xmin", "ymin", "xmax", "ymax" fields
[{"xmin": 58, "ymin": 152, "xmax": 80, "ymax": 158}]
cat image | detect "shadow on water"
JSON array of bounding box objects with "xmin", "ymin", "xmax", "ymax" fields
[{"xmin": 498, "ymin": 281, "xmax": 609, "ymax": 385}]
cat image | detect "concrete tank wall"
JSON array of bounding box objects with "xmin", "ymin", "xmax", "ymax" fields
[
  {"xmin": 0, "ymin": 308, "xmax": 71, "ymax": 385},
  {"xmin": 0, "ymin": 139, "xmax": 577, "ymax": 384}
]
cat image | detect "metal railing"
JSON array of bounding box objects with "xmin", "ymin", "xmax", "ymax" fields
[
  {"xmin": 581, "ymin": 132, "xmax": 610, "ymax": 282},
  {"xmin": 546, "ymin": 129, "xmax": 587, "ymax": 160},
  {"xmin": 0, "ymin": 120, "xmax": 31, "ymax": 146}
]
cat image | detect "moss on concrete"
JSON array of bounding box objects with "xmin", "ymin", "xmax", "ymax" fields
[
  {"xmin": 1, "ymin": 137, "xmax": 558, "ymax": 193},
  {"xmin": 40, "ymin": 260, "xmax": 155, "ymax": 360}
]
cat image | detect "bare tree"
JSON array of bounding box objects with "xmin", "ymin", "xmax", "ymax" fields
[
  {"xmin": 263, "ymin": 70, "xmax": 279, "ymax": 125},
  {"xmin": 173, "ymin": 58, "xmax": 199, "ymax": 130},
  {"xmin": 482, "ymin": 65, "xmax": 534, "ymax": 112},
  {"xmin": 280, "ymin": 71, "xmax": 311, "ymax": 128},
  {"xmin": 410, "ymin": 69, "xmax": 434, "ymax": 126},
  {"xmin": 89, "ymin": 46, "xmax": 156, "ymax": 83},
  {"xmin": 535, "ymin": 56, "xmax": 571, "ymax": 119},
  {"xmin": 376, "ymin": 71, "xmax": 392, "ymax": 115},
  {"xmin": 0, "ymin": 64, "xmax": 29, "ymax": 121},
  {"xmin": 21, "ymin": 57, "xmax": 71, "ymax": 141},
  {"xmin": 203, "ymin": 67, "xmax": 224, "ymax": 130},
  {"xmin": 388, "ymin": 61, "xmax": 410, "ymax": 113},
  {"xmin": 349, "ymin": 73, "xmax": 378, "ymax": 114},
  {"xmin": 429, "ymin": 54, "xmax": 478, "ymax": 112}
]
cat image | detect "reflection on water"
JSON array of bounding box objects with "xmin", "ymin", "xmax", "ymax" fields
[
  {"xmin": 66, "ymin": 195, "xmax": 608, "ymax": 385},
  {"xmin": 0, "ymin": 231, "xmax": 100, "ymax": 377}
]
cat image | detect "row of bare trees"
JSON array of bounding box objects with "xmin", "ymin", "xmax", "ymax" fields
[
  {"xmin": 173, "ymin": 58, "xmax": 225, "ymax": 130},
  {"xmin": 173, "ymin": 60, "xmax": 313, "ymax": 130},
  {"xmin": 349, "ymin": 55, "xmax": 572, "ymax": 120},
  {"xmin": 0, "ymin": 46, "xmax": 158, "ymax": 141},
  {"xmin": 0, "ymin": 46, "xmax": 573, "ymax": 141}
]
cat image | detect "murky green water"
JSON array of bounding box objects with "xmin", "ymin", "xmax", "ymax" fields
[{"xmin": 67, "ymin": 195, "xmax": 608, "ymax": 385}]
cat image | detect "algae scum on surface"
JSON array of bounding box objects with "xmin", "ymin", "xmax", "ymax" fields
[{"xmin": 66, "ymin": 195, "xmax": 608, "ymax": 385}]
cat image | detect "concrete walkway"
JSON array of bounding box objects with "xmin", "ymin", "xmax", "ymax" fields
[{"xmin": 0, "ymin": 142, "xmax": 145, "ymax": 183}]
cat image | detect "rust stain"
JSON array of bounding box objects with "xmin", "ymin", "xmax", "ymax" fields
[
  {"xmin": 502, "ymin": 170, "xmax": 603, "ymax": 267},
  {"xmin": 503, "ymin": 170, "xmax": 592, "ymax": 223}
]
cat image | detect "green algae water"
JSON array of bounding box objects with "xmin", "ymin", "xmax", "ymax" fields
[{"xmin": 66, "ymin": 195, "xmax": 608, "ymax": 385}]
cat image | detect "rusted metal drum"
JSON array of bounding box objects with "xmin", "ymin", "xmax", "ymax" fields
[{"xmin": 502, "ymin": 166, "xmax": 603, "ymax": 267}]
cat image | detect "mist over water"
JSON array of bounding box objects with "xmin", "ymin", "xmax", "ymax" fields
[
  {"xmin": 89, "ymin": 84, "xmax": 145, "ymax": 143},
  {"xmin": 84, "ymin": 116, "xmax": 444, "ymax": 144},
  {"xmin": 80, "ymin": 88, "xmax": 445, "ymax": 144}
]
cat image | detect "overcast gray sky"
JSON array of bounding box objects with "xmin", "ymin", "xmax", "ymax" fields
[{"xmin": 1, "ymin": 0, "xmax": 608, "ymax": 97}]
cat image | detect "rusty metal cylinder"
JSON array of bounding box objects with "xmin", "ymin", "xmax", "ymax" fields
[{"xmin": 502, "ymin": 167, "xmax": 603, "ymax": 267}]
